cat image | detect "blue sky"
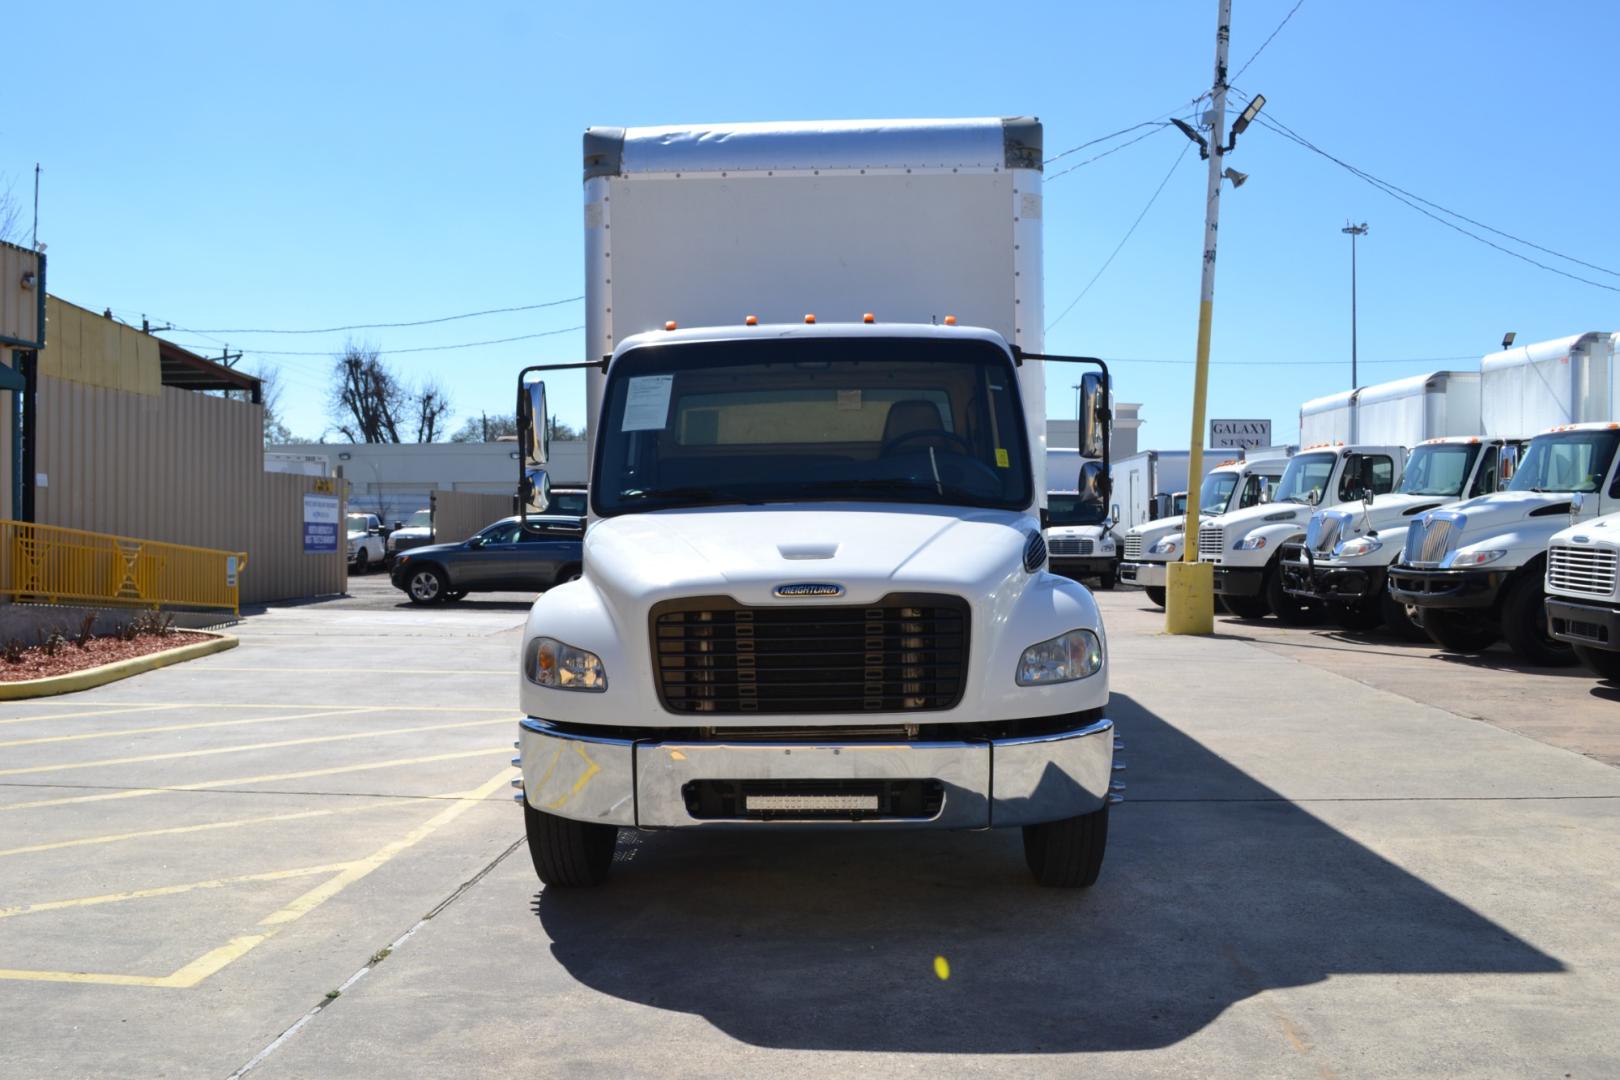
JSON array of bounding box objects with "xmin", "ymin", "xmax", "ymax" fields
[{"xmin": 7, "ymin": 1, "xmax": 1617, "ymax": 448}]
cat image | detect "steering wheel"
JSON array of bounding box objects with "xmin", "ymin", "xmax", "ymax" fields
[{"xmin": 882, "ymin": 428, "xmax": 975, "ymax": 457}]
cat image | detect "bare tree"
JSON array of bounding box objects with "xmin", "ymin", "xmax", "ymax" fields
[
  {"xmin": 450, "ymin": 413, "xmax": 517, "ymax": 442},
  {"xmin": 0, "ymin": 179, "xmax": 22, "ymax": 244},
  {"xmin": 412, "ymin": 378, "xmax": 452, "ymax": 442},
  {"xmin": 256, "ymin": 366, "xmax": 299, "ymax": 444},
  {"xmin": 329, "ymin": 341, "xmax": 404, "ymax": 443}
]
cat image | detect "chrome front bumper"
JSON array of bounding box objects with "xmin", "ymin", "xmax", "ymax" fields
[
  {"xmin": 516, "ymin": 715, "xmax": 1115, "ymax": 830},
  {"xmin": 1119, "ymin": 560, "xmax": 1167, "ymax": 588}
]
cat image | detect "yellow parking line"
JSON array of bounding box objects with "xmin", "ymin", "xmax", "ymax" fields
[
  {"xmin": 0, "ymin": 705, "xmax": 180, "ymax": 727},
  {"xmin": 0, "ymin": 864, "xmax": 351, "ymax": 918},
  {"xmin": 0, "ymin": 797, "xmax": 422, "ymax": 858},
  {"xmin": 0, "ymin": 747, "xmax": 511, "ymax": 812},
  {"xmin": 0, "ymin": 707, "xmax": 380, "ymax": 749},
  {"xmin": 0, "ymin": 768, "xmax": 512, "ymax": 987},
  {"xmin": 0, "ymin": 718, "xmax": 512, "ymax": 778}
]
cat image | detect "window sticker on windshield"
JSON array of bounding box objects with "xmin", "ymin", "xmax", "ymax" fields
[
  {"xmin": 837, "ymin": 389, "xmax": 861, "ymax": 410},
  {"xmin": 622, "ymin": 374, "xmax": 674, "ymax": 431},
  {"xmin": 995, "ymin": 448, "xmax": 1010, "ymax": 468}
]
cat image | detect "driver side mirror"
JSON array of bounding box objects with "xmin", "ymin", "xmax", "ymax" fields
[
  {"xmin": 522, "ymin": 468, "xmax": 551, "ymax": 516},
  {"xmin": 1361, "ymin": 488, "xmax": 1374, "ymax": 507},
  {"xmin": 1110, "ymin": 503, "xmax": 1121, "ymax": 525},
  {"xmin": 1077, "ymin": 372, "xmax": 1109, "ymax": 460},
  {"xmin": 518, "ymin": 378, "xmax": 550, "ymax": 469},
  {"xmin": 467, "ymin": 535, "xmax": 486, "ymax": 549}
]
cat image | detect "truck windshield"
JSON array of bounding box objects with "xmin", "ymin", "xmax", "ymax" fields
[
  {"xmin": 1396, "ymin": 443, "xmax": 1480, "ymax": 497},
  {"xmin": 1199, "ymin": 472, "xmax": 1238, "ymax": 515},
  {"xmin": 1047, "ymin": 492, "xmax": 1106, "ymax": 525},
  {"xmin": 593, "ymin": 337, "xmax": 1033, "ymax": 515},
  {"xmin": 1508, "ymin": 430, "xmax": 1620, "ymax": 494},
  {"xmin": 405, "ymin": 510, "xmax": 432, "ymax": 529},
  {"xmin": 1272, "ymin": 452, "xmax": 1337, "ymax": 505}
]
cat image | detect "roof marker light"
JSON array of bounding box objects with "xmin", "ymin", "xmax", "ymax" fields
[
  {"xmin": 944, "ymin": 315, "xmax": 958, "ymax": 326},
  {"xmin": 745, "ymin": 315, "xmax": 758, "ymax": 326},
  {"xmin": 863, "ymin": 313, "xmax": 875, "ymax": 324},
  {"xmin": 664, "ymin": 321, "xmax": 677, "ymax": 331},
  {"xmin": 804, "ymin": 314, "xmax": 816, "ymax": 324}
]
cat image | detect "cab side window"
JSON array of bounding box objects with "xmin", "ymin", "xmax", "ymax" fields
[
  {"xmin": 1238, "ymin": 476, "xmax": 1264, "ymax": 509},
  {"xmin": 1470, "ymin": 445, "xmax": 1500, "ymax": 497},
  {"xmin": 1338, "ymin": 454, "xmax": 1395, "ymax": 501}
]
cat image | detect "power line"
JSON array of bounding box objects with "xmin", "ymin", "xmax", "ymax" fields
[
  {"xmin": 1228, "ymin": 90, "xmax": 1620, "ymax": 292},
  {"xmin": 1044, "ymin": 121, "xmax": 1164, "ymax": 167},
  {"xmin": 157, "ymin": 325, "xmax": 584, "ymax": 358},
  {"xmin": 1045, "ymin": 126, "xmax": 1170, "ymax": 183},
  {"xmin": 170, "ymin": 296, "xmax": 584, "ymax": 335},
  {"xmin": 1230, "ymin": 0, "xmax": 1306, "ymax": 83},
  {"xmin": 1047, "ymin": 141, "xmax": 1195, "ymax": 332}
]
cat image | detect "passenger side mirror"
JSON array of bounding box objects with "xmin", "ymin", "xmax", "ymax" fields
[
  {"xmin": 1077, "ymin": 371, "xmax": 1109, "ymax": 460},
  {"xmin": 1571, "ymin": 492, "xmax": 1592, "ymax": 522},
  {"xmin": 1110, "ymin": 503, "xmax": 1121, "ymax": 525},
  {"xmin": 518, "ymin": 378, "xmax": 550, "ymax": 469}
]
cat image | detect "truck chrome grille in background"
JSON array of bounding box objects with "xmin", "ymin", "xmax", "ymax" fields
[
  {"xmin": 1123, "ymin": 535, "xmax": 1144, "ymax": 560},
  {"xmin": 1048, "ymin": 537, "xmax": 1094, "ymax": 556},
  {"xmin": 1548, "ymin": 546, "xmax": 1619, "ymax": 598},
  {"xmin": 1403, "ymin": 513, "xmax": 1459, "ymax": 567},
  {"xmin": 652, "ymin": 595, "xmax": 969, "ymax": 714},
  {"xmin": 1306, "ymin": 512, "xmax": 1347, "ymax": 554},
  {"xmin": 1198, "ymin": 524, "xmax": 1224, "ymax": 561}
]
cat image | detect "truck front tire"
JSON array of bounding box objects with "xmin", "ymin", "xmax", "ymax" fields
[
  {"xmin": 524, "ymin": 803, "xmax": 618, "ymax": 887},
  {"xmin": 1264, "ymin": 566, "xmax": 1319, "ymax": 626},
  {"xmin": 1573, "ymin": 644, "xmax": 1620, "ymax": 682},
  {"xmin": 1221, "ymin": 593, "xmax": 1271, "ymax": 620},
  {"xmin": 1022, "ymin": 804, "xmax": 1108, "ymax": 887},
  {"xmin": 1499, "ymin": 573, "xmax": 1576, "ymax": 667},
  {"xmin": 1420, "ymin": 608, "xmax": 1499, "ymax": 653},
  {"xmin": 1144, "ymin": 585, "xmax": 1166, "ymax": 608}
]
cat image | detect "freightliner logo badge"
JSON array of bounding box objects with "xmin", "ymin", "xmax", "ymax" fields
[{"xmin": 773, "ymin": 583, "xmax": 845, "ymax": 598}]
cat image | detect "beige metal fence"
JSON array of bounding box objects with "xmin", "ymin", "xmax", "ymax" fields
[
  {"xmin": 430, "ymin": 490, "xmax": 515, "ymax": 545},
  {"xmin": 33, "ymin": 375, "xmax": 346, "ymax": 605}
]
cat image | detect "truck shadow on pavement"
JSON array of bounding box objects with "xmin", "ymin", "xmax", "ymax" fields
[{"xmin": 532, "ymin": 693, "xmax": 1561, "ymax": 1054}]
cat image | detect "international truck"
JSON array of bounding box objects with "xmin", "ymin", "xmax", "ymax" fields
[
  {"xmin": 510, "ymin": 118, "xmax": 1120, "ymax": 890},
  {"xmin": 1045, "ymin": 447, "xmax": 1120, "ymax": 588},
  {"xmin": 1119, "ymin": 454, "xmax": 1290, "ymax": 607},
  {"xmin": 1387, "ymin": 333, "xmax": 1618, "ymax": 664},
  {"xmin": 1544, "ymin": 510, "xmax": 1620, "ymax": 681},
  {"xmin": 1198, "ymin": 443, "xmax": 1406, "ymax": 622}
]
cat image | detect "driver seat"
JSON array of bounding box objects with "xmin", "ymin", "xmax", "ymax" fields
[{"xmin": 881, "ymin": 400, "xmax": 948, "ymax": 449}]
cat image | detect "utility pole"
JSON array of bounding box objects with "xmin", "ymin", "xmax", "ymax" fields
[
  {"xmin": 1342, "ymin": 222, "xmax": 1368, "ymax": 388},
  {"xmin": 1165, "ymin": 0, "xmax": 1234, "ymax": 636}
]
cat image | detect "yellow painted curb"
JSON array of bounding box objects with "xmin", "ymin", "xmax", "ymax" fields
[{"xmin": 0, "ymin": 633, "xmax": 239, "ymax": 701}]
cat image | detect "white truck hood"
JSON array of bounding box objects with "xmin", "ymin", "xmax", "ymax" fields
[
  {"xmin": 585, "ymin": 504, "xmax": 1032, "ymax": 605},
  {"xmin": 1047, "ymin": 523, "xmax": 1113, "ymax": 542},
  {"xmin": 1207, "ymin": 501, "xmax": 1310, "ymax": 537},
  {"xmin": 1128, "ymin": 515, "xmax": 1185, "ymax": 546},
  {"xmin": 1442, "ymin": 490, "xmax": 1573, "ymax": 534}
]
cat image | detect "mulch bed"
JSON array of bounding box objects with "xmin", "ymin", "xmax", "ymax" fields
[{"xmin": 0, "ymin": 632, "xmax": 212, "ymax": 682}]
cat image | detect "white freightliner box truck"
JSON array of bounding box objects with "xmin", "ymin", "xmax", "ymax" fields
[
  {"xmin": 1120, "ymin": 454, "xmax": 1291, "ymax": 607},
  {"xmin": 1045, "ymin": 446, "xmax": 1120, "ymax": 588},
  {"xmin": 1544, "ymin": 509, "xmax": 1620, "ymax": 680},
  {"xmin": 1388, "ymin": 334, "xmax": 1618, "ymax": 664},
  {"xmin": 510, "ymin": 118, "xmax": 1120, "ymax": 889},
  {"xmin": 1198, "ymin": 443, "xmax": 1407, "ymax": 622},
  {"xmin": 1277, "ymin": 371, "xmax": 1514, "ymax": 633}
]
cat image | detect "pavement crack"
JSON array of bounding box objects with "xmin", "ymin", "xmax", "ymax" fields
[{"xmin": 225, "ymin": 834, "xmax": 524, "ymax": 1079}]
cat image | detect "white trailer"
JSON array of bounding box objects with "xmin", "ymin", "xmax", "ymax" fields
[
  {"xmin": 1355, "ymin": 371, "xmax": 1481, "ymax": 446},
  {"xmin": 1110, "ymin": 450, "xmax": 1225, "ymax": 529},
  {"xmin": 507, "ymin": 118, "xmax": 1118, "ymax": 889},
  {"xmin": 1300, "ymin": 388, "xmax": 1358, "ymax": 445},
  {"xmin": 1481, "ymin": 331, "xmax": 1614, "ymax": 438}
]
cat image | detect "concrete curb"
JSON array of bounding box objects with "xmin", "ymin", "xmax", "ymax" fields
[{"xmin": 0, "ymin": 633, "xmax": 239, "ymax": 700}]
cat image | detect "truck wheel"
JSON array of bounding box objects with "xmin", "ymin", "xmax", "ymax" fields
[
  {"xmin": 1332, "ymin": 599, "xmax": 1383, "ymax": 631},
  {"xmin": 1380, "ymin": 592, "xmax": 1428, "ymax": 641},
  {"xmin": 524, "ymin": 802, "xmax": 617, "ymax": 887},
  {"xmin": 1221, "ymin": 593, "xmax": 1270, "ymax": 620},
  {"xmin": 353, "ymin": 549, "xmax": 370, "ymax": 575},
  {"xmin": 1264, "ymin": 567, "xmax": 1319, "ymax": 626},
  {"xmin": 1144, "ymin": 586, "xmax": 1166, "ymax": 608},
  {"xmin": 1023, "ymin": 804, "xmax": 1108, "ymax": 888},
  {"xmin": 1096, "ymin": 571, "xmax": 1117, "ymax": 591},
  {"xmin": 1573, "ymin": 644, "xmax": 1620, "ymax": 682},
  {"xmin": 405, "ymin": 565, "xmax": 448, "ymax": 605},
  {"xmin": 1420, "ymin": 608, "xmax": 1499, "ymax": 653},
  {"xmin": 1499, "ymin": 574, "xmax": 1576, "ymax": 667}
]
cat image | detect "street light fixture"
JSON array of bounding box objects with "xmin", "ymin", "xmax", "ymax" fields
[{"xmin": 1342, "ymin": 221, "xmax": 1369, "ymax": 388}]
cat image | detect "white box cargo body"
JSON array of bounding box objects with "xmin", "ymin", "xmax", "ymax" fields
[
  {"xmin": 584, "ymin": 118, "xmax": 1047, "ymax": 493},
  {"xmin": 1354, "ymin": 370, "xmax": 1482, "ymax": 446},
  {"xmin": 1480, "ymin": 331, "xmax": 1614, "ymax": 437},
  {"xmin": 1300, "ymin": 389, "xmax": 1358, "ymax": 445},
  {"xmin": 1109, "ymin": 450, "xmax": 1223, "ymax": 528}
]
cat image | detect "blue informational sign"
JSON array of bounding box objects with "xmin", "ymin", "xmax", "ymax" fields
[{"xmin": 303, "ymin": 494, "xmax": 340, "ymax": 553}]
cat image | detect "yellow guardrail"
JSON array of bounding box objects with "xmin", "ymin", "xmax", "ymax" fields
[{"xmin": 0, "ymin": 520, "xmax": 247, "ymax": 615}]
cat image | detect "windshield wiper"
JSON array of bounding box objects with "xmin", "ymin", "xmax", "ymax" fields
[{"xmin": 619, "ymin": 486, "xmax": 767, "ymax": 506}]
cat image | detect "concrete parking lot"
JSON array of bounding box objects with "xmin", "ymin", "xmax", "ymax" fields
[{"xmin": 1, "ymin": 578, "xmax": 1617, "ymax": 1078}]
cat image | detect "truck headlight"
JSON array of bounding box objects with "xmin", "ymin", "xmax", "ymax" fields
[
  {"xmin": 1444, "ymin": 549, "xmax": 1506, "ymax": 568},
  {"xmin": 526, "ymin": 637, "xmax": 607, "ymax": 691},
  {"xmin": 1148, "ymin": 536, "xmax": 1179, "ymax": 556},
  {"xmin": 1336, "ymin": 536, "xmax": 1382, "ymax": 558},
  {"xmin": 1234, "ymin": 535, "xmax": 1267, "ymax": 551},
  {"xmin": 1016, "ymin": 629, "xmax": 1103, "ymax": 686}
]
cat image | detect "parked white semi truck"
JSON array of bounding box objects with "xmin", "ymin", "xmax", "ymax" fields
[
  {"xmin": 1199, "ymin": 443, "xmax": 1406, "ymax": 622},
  {"xmin": 1279, "ymin": 436, "xmax": 1520, "ymax": 632},
  {"xmin": 1120, "ymin": 455, "xmax": 1290, "ymax": 607},
  {"xmin": 1545, "ymin": 510, "xmax": 1620, "ymax": 681},
  {"xmin": 511, "ymin": 118, "xmax": 1121, "ymax": 889}
]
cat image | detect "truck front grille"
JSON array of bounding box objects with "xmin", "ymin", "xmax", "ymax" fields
[
  {"xmin": 1198, "ymin": 524, "xmax": 1224, "ymax": 561},
  {"xmin": 1403, "ymin": 513, "xmax": 1459, "ymax": 567},
  {"xmin": 1123, "ymin": 534, "xmax": 1144, "ymax": 560},
  {"xmin": 1548, "ymin": 545, "xmax": 1618, "ymax": 598},
  {"xmin": 1306, "ymin": 512, "xmax": 1347, "ymax": 554},
  {"xmin": 1049, "ymin": 538, "xmax": 1094, "ymax": 556},
  {"xmin": 651, "ymin": 594, "xmax": 969, "ymax": 715}
]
